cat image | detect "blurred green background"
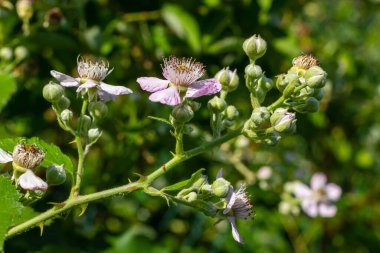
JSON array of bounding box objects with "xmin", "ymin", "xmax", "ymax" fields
[{"xmin": 1, "ymin": 0, "xmax": 380, "ymax": 252}]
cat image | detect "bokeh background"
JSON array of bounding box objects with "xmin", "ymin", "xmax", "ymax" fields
[{"xmin": 1, "ymin": 0, "xmax": 380, "ymax": 252}]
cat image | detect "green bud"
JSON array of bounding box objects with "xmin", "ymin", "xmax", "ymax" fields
[
  {"xmin": 212, "ymin": 178, "xmax": 231, "ymax": 198},
  {"xmin": 270, "ymin": 108, "xmax": 296, "ymax": 133},
  {"xmin": 43, "ymin": 82, "xmax": 63, "ymax": 103},
  {"xmin": 185, "ymin": 192, "xmax": 198, "ymax": 202},
  {"xmin": 264, "ymin": 131, "xmax": 281, "ymax": 146},
  {"xmin": 61, "ymin": 109, "xmax": 73, "ymax": 123},
  {"xmin": 55, "ymin": 96, "xmax": 70, "ymax": 112},
  {"xmin": 46, "ymin": 164, "xmax": 66, "ymax": 186},
  {"xmin": 89, "ymin": 101, "xmax": 108, "ymax": 120},
  {"xmin": 304, "ymin": 66, "xmax": 327, "ymax": 88},
  {"xmin": 171, "ymin": 103, "xmax": 194, "ymax": 124},
  {"xmin": 192, "ymin": 175, "xmax": 208, "ymax": 190},
  {"xmin": 208, "ymin": 96, "xmax": 227, "ymax": 113},
  {"xmin": 14, "ymin": 46, "xmax": 29, "ymax": 60},
  {"xmin": 189, "ymin": 101, "xmax": 201, "ymax": 112},
  {"xmin": 0, "ymin": 47, "xmax": 13, "ymax": 60},
  {"xmin": 254, "ymin": 87, "xmax": 266, "ymax": 103},
  {"xmin": 80, "ymin": 115, "xmax": 92, "ymax": 132},
  {"xmin": 242, "ymin": 34, "xmax": 267, "ymax": 61},
  {"xmin": 88, "ymin": 128, "xmax": 102, "ymax": 142},
  {"xmin": 224, "ymin": 105, "xmax": 239, "ymax": 120},
  {"xmin": 215, "ymin": 68, "xmax": 239, "ymax": 92},
  {"xmin": 313, "ymin": 88, "xmax": 324, "ymax": 100},
  {"xmin": 258, "ymin": 76, "xmax": 274, "ymax": 92},
  {"xmin": 245, "ymin": 64, "xmax": 263, "ymax": 79},
  {"xmin": 250, "ymin": 107, "xmax": 270, "ymax": 128},
  {"xmin": 293, "ymin": 97, "xmax": 320, "ymax": 113}
]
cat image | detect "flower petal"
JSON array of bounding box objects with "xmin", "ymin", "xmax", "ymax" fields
[
  {"xmin": 18, "ymin": 170, "xmax": 48, "ymax": 191},
  {"xmin": 98, "ymin": 82, "xmax": 133, "ymax": 101},
  {"xmin": 149, "ymin": 86, "xmax": 181, "ymax": 106},
  {"xmin": 310, "ymin": 172, "xmax": 327, "ymax": 190},
  {"xmin": 301, "ymin": 199, "xmax": 318, "ymax": 217},
  {"xmin": 228, "ymin": 217, "xmax": 244, "ymax": 244},
  {"xmin": 293, "ymin": 182, "xmax": 312, "ymax": 199},
  {"xmin": 216, "ymin": 168, "xmax": 223, "ymax": 179},
  {"xmin": 185, "ymin": 79, "xmax": 221, "ymax": 98},
  {"xmin": 76, "ymin": 80, "xmax": 98, "ymax": 92},
  {"xmin": 50, "ymin": 70, "xmax": 79, "ymax": 87},
  {"xmin": 325, "ymin": 183, "xmax": 342, "ymax": 201},
  {"xmin": 318, "ymin": 203, "xmax": 337, "ymax": 217},
  {"xmin": 137, "ymin": 77, "xmax": 170, "ymax": 92},
  {"xmin": 0, "ymin": 148, "xmax": 13, "ymax": 163},
  {"xmin": 223, "ymin": 187, "xmax": 236, "ymax": 214}
]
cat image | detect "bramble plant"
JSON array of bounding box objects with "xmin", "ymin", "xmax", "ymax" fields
[{"xmin": 0, "ymin": 32, "xmax": 340, "ymax": 250}]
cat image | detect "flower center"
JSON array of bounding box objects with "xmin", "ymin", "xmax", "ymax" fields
[
  {"xmin": 162, "ymin": 56, "xmax": 205, "ymax": 86},
  {"xmin": 77, "ymin": 55, "xmax": 113, "ymax": 82}
]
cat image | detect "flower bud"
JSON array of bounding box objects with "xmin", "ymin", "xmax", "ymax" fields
[
  {"xmin": 250, "ymin": 107, "xmax": 270, "ymax": 128},
  {"xmin": 43, "ymin": 82, "xmax": 64, "ymax": 103},
  {"xmin": 88, "ymin": 128, "xmax": 102, "ymax": 142},
  {"xmin": 60, "ymin": 109, "xmax": 73, "ymax": 123},
  {"xmin": 171, "ymin": 103, "xmax": 194, "ymax": 124},
  {"xmin": 12, "ymin": 144, "xmax": 44, "ymax": 170},
  {"xmin": 46, "ymin": 164, "xmax": 66, "ymax": 186},
  {"xmin": 245, "ymin": 64, "xmax": 263, "ymax": 79},
  {"xmin": 189, "ymin": 101, "xmax": 201, "ymax": 111},
  {"xmin": 313, "ymin": 88, "xmax": 324, "ymax": 100},
  {"xmin": 264, "ymin": 131, "xmax": 281, "ymax": 146},
  {"xmin": 208, "ymin": 96, "xmax": 227, "ymax": 113},
  {"xmin": 185, "ymin": 192, "xmax": 198, "ymax": 202},
  {"xmin": 215, "ymin": 68, "xmax": 239, "ymax": 92},
  {"xmin": 304, "ymin": 66, "xmax": 327, "ymax": 88},
  {"xmin": 212, "ymin": 178, "xmax": 231, "ymax": 198},
  {"xmin": 242, "ymin": 34, "xmax": 267, "ymax": 61},
  {"xmin": 293, "ymin": 97, "xmax": 320, "ymax": 113},
  {"xmin": 270, "ymin": 108, "xmax": 297, "ymax": 133},
  {"xmin": 16, "ymin": 0, "xmax": 33, "ymax": 21},
  {"xmin": 0, "ymin": 47, "xmax": 13, "ymax": 60},
  {"xmin": 258, "ymin": 76, "xmax": 274, "ymax": 92},
  {"xmin": 80, "ymin": 115, "xmax": 92, "ymax": 132},
  {"xmin": 55, "ymin": 96, "xmax": 70, "ymax": 112},
  {"xmin": 14, "ymin": 46, "xmax": 29, "ymax": 60},
  {"xmin": 224, "ymin": 105, "xmax": 239, "ymax": 120},
  {"xmin": 89, "ymin": 101, "xmax": 108, "ymax": 120},
  {"xmin": 192, "ymin": 174, "xmax": 208, "ymax": 190}
]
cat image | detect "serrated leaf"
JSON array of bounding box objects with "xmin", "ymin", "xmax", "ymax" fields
[
  {"xmin": 0, "ymin": 72, "xmax": 18, "ymax": 113},
  {"xmin": 0, "ymin": 176, "xmax": 38, "ymax": 250},
  {"xmin": 161, "ymin": 4, "xmax": 201, "ymax": 53},
  {"xmin": 162, "ymin": 168, "xmax": 205, "ymax": 192},
  {"xmin": 0, "ymin": 137, "xmax": 74, "ymax": 181}
]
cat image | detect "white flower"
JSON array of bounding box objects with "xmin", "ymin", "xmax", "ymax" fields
[
  {"xmin": 294, "ymin": 173, "xmax": 341, "ymax": 217},
  {"xmin": 18, "ymin": 169, "xmax": 48, "ymax": 190},
  {"xmin": 50, "ymin": 56, "xmax": 133, "ymax": 101}
]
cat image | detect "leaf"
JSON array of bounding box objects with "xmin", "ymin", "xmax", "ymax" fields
[
  {"xmin": 162, "ymin": 168, "xmax": 205, "ymax": 192},
  {"xmin": 0, "ymin": 137, "xmax": 74, "ymax": 181},
  {"xmin": 205, "ymin": 37, "xmax": 244, "ymax": 55},
  {"xmin": 0, "ymin": 176, "xmax": 38, "ymax": 250},
  {"xmin": 161, "ymin": 4, "xmax": 201, "ymax": 53},
  {"xmin": 147, "ymin": 116, "xmax": 172, "ymax": 126},
  {"xmin": 0, "ymin": 72, "xmax": 17, "ymax": 113}
]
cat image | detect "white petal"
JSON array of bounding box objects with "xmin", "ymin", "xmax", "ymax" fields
[
  {"xmin": 18, "ymin": 170, "xmax": 48, "ymax": 191},
  {"xmin": 318, "ymin": 203, "xmax": 337, "ymax": 217},
  {"xmin": 0, "ymin": 148, "xmax": 13, "ymax": 163},
  {"xmin": 76, "ymin": 80, "xmax": 98, "ymax": 92},
  {"xmin": 228, "ymin": 217, "xmax": 244, "ymax": 244},
  {"xmin": 50, "ymin": 70, "xmax": 79, "ymax": 87},
  {"xmin": 149, "ymin": 86, "xmax": 181, "ymax": 106},
  {"xmin": 311, "ymin": 173, "xmax": 327, "ymax": 190},
  {"xmin": 325, "ymin": 183, "xmax": 342, "ymax": 201},
  {"xmin": 293, "ymin": 182, "xmax": 312, "ymax": 199},
  {"xmin": 301, "ymin": 200, "xmax": 318, "ymax": 217},
  {"xmin": 137, "ymin": 77, "xmax": 170, "ymax": 92},
  {"xmin": 185, "ymin": 79, "xmax": 221, "ymax": 98},
  {"xmin": 100, "ymin": 82, "xmax": 133, "ymax": 95},
  {"xmin": 216, "ymin": 168, "xmax": 223, "ymax": 179},
  {"xmin": 223, "ymin": 187, "xmax": 236, "ymax": 214}
]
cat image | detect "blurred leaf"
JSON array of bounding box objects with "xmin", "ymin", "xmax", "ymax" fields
[
  {"xmin": 0, "ymin": 72, "xmax": 17, "ymax": 113},
  {"xmin": 206, "ymin": 37, "xmax": 244, "ymax": 55},
  {"xmin": 273, "ymin": 36, "xmax": 300, "ymax": 57},
  {"xmin": 161, "ymin": 4, "xmax": 201, "ymax": 53},
  {"xmin": 162, "ymin": 168, "xmax": 205, "ymax": 192},
  {"xmin": 0, "ymin": 176, "xmax": 38, "ymax": 250}
]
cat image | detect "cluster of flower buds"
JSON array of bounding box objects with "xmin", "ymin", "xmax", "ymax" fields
[
  {"xmin": 0, "ymin": 143, "xmax": 66, "ymax": 200},
  {"xmin": 242, "ymin": 106, "xmax": 296, "ymax": 145},
  {"xmin": 166, "ymin": 169, "xmax": 253, "ymax": 244},
  {"xmin": 276, "ymin": 54, "xmax": 327, "ymax": 113}
]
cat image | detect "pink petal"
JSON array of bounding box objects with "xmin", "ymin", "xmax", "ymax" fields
[
  {"xmin": 293, "ymin": 182, "xmax": 312, "ymax": 199},
  {"xmin": 223, "ymin": 187, "xmax": 236, "ymax": 214},
  {"xmin": 228, "ymin": 217, "xmax": 244, "ymax": 244},
  {"xmin": 325, "ymin": 183, "xmax": 342, "ymax": 201},
  {"xmin": 0, "ymin": 148, "xmax": 13, "ymax": 163},
  {"xmin": 185, "ymin": 79, "xmax": 221, "ymax": 98},
  {"xmin": 76, "ymin": 80, "xmax": 98, "ymax": 92},
  {"xmin": 311, "ymin": 173, "xmax": 327, "ymax": 190},
  {"xmin": 100, "ymin": 82, "xmax": 133, "ymax": 95},
  {"xmin": 301, "ymin": 200, "xmax": 318, "ymax": 217},
  {"xmin": 50, "ymin": 70, "xmax": 79, "ymax": 87},
  {"xmin": 149, "ymin": 86, "xmax": 181, "ymax": 106},
  {"xmin": 216, "ymin": 168, "xmax": 223, "ymax": 179},
  {"xmin": 318, "ymin": 203, "xmax": 337, "ymax": 217},
  {"xmin": 18, "ymin": 170, "xmax": 48, "ymax": 191},
  {"xmin": 137, "ymin": 77, "xmax": 170, "ymax": 92}
]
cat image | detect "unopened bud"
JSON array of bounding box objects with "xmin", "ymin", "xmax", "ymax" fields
[
  {"xmin": 264, "ymin": 131, "xmax": 281, "ymax": 146},
  {"xmin": 43, "ymin": 82, "xmax": 63, "ymax": 103},
  {"xmin": 55, "ymin": 96, "xmax": 70, "ymax": 112},
  {"xmin": 245, "ymin": 64, "xmax": 263, "ymax": 79},
  {"xmin": 0, "ymin": 47, "xmax": 13, "ymax": 60},
  {"xmin": 60, "ymin": 109, "xmax": 73, "ymax": 123},
  {"xmin": 270, "ymin": 108, "xmax": 296, "ymax": 133},
  {"xmin": 208, "ymin": 96, "xmax": 227, "ymax": 113},
  {"xmin": 46, "ymin": 164, "xmax": 66, "ymax": 186},
  {"xmin": 293, "ymin": 97, "xmax": 320, "ymax": 113},
  {"xmin": 250, "ymin": 107, "xmax": 270, "ymax": 128},
  {"xmin": 304, "ymin": 66, "xmax": 327, "ymax": 88},
  {"xmin": 224, "ymin": 105, "xmax": 239, "ymax": 120},
  {"xmin": 215, "ymin": 68, "xmax": 239, "ymax": 92},
  {"xmin": 171, "ymin": 103, "xmax": 194, "ymax": 124},
  {"xmin": 14, "ymin": 46, "xmax": 29, "ymax": 60},
  {"xmin": 313, "ymin": 88, "xmax": 324, "ymax": 100},
  {"xmin": 188, "ymin": 101, "xmax": 201, "ymax": 112},
  {"xmin": 88, "ymin": 128, "xmax": 102, "ymax": 142},
  {"xmin": 16, "ymin": 0, "xmax": 33, "ymax": 20},
  {"xmin": 212, "ymin": 178, "xmax": 231, "ymax": 198},
  {"xmin": 89, "ymin": 101, "xmax": 108, "ymax": 119},
  {"xmin": 258, "ymin": 76, "xmax": 274, "ymax": 92},
  {"xmin": 80, "ymin": 115, "xmax": 92, "ymax": 132},
  {"xmin": 243, "ymin": 34, "xmax": 267, "ymax": 61}
]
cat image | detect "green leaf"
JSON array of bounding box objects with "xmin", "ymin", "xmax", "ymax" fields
[
  {"xmin": 161, "ymin": 4, "xmax": 201, "ymax": 53},
  {"xmin": 162, "ymin": 168, "xmax": 205, "ymax": 192},
  {"xmin": 147, "ymin": 116, "xmax": 172, "ymax": 126},
  {"xmin": 0, "ymin": 72, "xmax": 18, "ymax": 113},
  {"xmin": 206, "ymin": 37, "xmax": 244, "ymax": 54},
  {"xmin": 0, "ymin": 176, "xmax": 38, "ymax": 250},
  {"xmin": 0, "ymin": 137, "xmax": 74, "ymax": 181}
]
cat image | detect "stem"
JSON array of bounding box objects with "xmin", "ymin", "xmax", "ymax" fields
[
  {"xmin": 5, "ymin": 127, "xmax": 243, "ymax": 240},
  {"xmin": 174, "ymin": 124, "xmax": 184, "ymax": 155}
]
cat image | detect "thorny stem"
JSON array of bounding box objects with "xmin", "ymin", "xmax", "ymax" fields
[
  {"xmin": 174, "ymin": 124, "xmax": 184, "ymax": 155},
  {"xmin": 5, "ymin": 127, "xmax": 243, "ymax": 240}
]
